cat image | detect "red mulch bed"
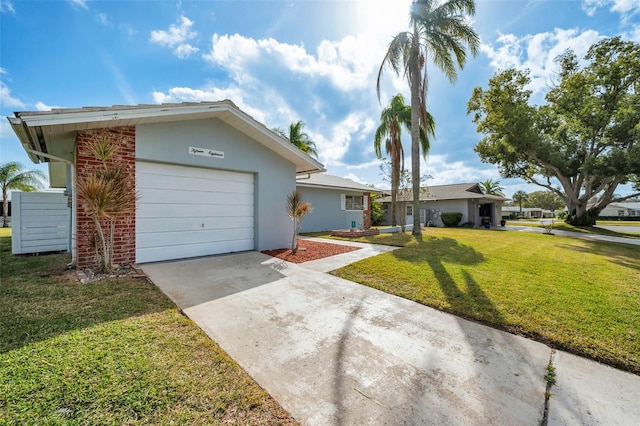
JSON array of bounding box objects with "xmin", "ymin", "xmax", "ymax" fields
[{"xmin": 261, "ymin": 239, "xmax": 360, "ymax": 263}]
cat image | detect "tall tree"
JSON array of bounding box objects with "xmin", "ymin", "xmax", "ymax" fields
[
  {"xmin": 273, "ymin": 120, "xmax": 318, "ymax": 158},
  {"xmin": 512, "ymin": 190, "xmax": 528, "ymax": 216},
  {"xmin": 0, "ymin": 162, "xmax": 46, "ymax": 227},
  {"xmin": 524, "ymin": 190, "xmax": 565, "ymax": 211},
  {"xmin": 479, "ymin": 178, "xmax": 505, "ymax": 196},
  {"xmin": 469, "ymin": 37, "xmax": 640, "ymax": 226},
  {"xmin": 374, "ymin": 93, "xmax": 432, "ymax": 226},
  {"xmin": 377, "ymin": 0, "xmax": 479, "ymax": 236}
]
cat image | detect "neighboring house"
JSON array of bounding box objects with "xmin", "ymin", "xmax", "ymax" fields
[
  {"xmin": 8, "ymin": 101, "xmax": 324, "ymax": 267},
  {"xmin": 501, "ymin": 206, "xmax": 554, "ymax": 219},
  {"xmin": 598, "ymin": 202, "xmax": 640, "ymax": 217},
  {"xmin": 378, "ymin": 182, "xmax": 508, "ymax": 227},
  {"xmin": 295, "ymin": 173, "xmax": 384, "ymax": 232}
]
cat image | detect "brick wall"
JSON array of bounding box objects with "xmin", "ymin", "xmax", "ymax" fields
[{"xmin": 75, "ymin": 127, "xmax": 136, "ymax": 269}]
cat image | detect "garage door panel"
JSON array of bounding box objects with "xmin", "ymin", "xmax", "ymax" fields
[
  {"xmin": 138, "ymin": 174, "xmax": 254, "ymax": 195},
  {"xmin": 138, "ymin": 228, "xmax": 254, "ymax": 248},
  {"xmin": 139, "ymin": 239, "xmax": 254, "ymax": 264},
  {"xmin": 139, "ymin": 188, "xmax": 253, "ymax": 206},
  {"xmin": 138, "ymin": 216, "xmax": 254, "ymax": 233},
  {"xmin": 138, "ymin": 204, "xmax": 254, "ymax": 219},
  {"xmin": 136, "ymin": 161, "xmax": 255, "ymax": 263}
]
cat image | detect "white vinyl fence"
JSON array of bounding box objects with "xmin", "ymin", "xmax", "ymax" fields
[{"xmin": 11, "ymin": 191, "xmax": 71, "ymax": 255}]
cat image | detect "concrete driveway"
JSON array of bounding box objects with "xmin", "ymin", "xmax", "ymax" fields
[{"xmin": 142, "ymin": 240, "xmax": 640, "ymax": 425}]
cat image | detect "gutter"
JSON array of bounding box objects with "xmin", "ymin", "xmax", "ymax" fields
[{"xmin": 23, "ymin": 148, "xmax": 74, "ymax": 165}]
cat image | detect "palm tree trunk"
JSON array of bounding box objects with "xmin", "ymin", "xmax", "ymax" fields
[
  {"xmin": 2, "ymin": 188, "xmax": 8, "ymax": 228},
  {"xmin": 391, "ymin": 167, "xmax": 398, "ymax": 226},
  {"xmin": 410, "ymin": 32, "xmax": 422, "ymax": 237},
  {"xmin": 291, "ymin": 218, "xmax": 298, "ymax": 254}
]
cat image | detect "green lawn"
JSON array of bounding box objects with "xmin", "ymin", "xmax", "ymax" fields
[
  {"xmin": 331, "ymin": 228, "xmax": 640, "ymax": 374},
  {"xmin": 0, "ymin": 228, "xmax": 296, "ymax": 425},
  {"xmin": 509, "ymin": 220, "xmax": 640, "ymax": 238}
]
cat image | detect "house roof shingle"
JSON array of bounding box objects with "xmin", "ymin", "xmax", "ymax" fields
[
  {"xmin": 378, "ymin": 182, "xmax": 508, "ymax": 202},
  {"xmin": 296, "ymin": 173, "xmax": 383, "ymax": 193}
]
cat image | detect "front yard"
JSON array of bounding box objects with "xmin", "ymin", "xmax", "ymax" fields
[
  {"xmin": 331, "ymin": 228, "xmax": 640, "ymax": 374},
  {"xmin": 0, "ymin": 228, "xmax": 296, "ymax": 424}
]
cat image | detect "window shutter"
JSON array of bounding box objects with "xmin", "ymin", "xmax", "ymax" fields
[
  {"xmin": 363, "ymin": 194, "xmax": 368, "ymax": 210},
  {"xmin": 340, "ymin": 194, "xmax": 346, "ymax": 210}
]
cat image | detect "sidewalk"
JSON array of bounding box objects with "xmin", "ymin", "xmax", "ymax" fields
[{"xmin": 505, "ymin": 224, "xmax": 640, "ymax": 246}]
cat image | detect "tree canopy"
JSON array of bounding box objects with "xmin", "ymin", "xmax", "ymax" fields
[
  {"xmin": 273, "ymin": 120, "xmax": 318, "ymax": 158},
  {"xmin": 468, "ymin": 37, "xmax": 640, "ymax": 226},
  {"xmin": 523, "ymin": 190, "xmax": 565, "ymax": 211},
  {"xmin": 479, "ymin": 178, "xmax": 504, "ymax": 196}
]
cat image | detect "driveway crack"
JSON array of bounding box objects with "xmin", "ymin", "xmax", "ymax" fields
[{"xmin": 540, "ymin": 349, "xmax": 557, "ymax": 426}]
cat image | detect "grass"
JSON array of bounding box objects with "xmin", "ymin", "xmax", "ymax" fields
[
  {"xmin": 0, "ymin": 228, "xmax": 296, "ymax": 425},
  {"xmin": 330, "ymin": 228, "xmax": 640, "ymax": 374}
]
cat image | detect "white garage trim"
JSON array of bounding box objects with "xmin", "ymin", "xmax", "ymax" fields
[{"xmin": 136, "ymin": 161, "xmax": 254, "ymax": 263}]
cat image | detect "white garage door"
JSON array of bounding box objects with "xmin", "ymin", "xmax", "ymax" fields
[{"xmin": 136, "ymin": 161, "xmax": 254, "ymax": 263}]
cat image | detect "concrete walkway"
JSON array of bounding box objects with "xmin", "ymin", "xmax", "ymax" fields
[
  {"xmin": 505, "ymin": 222, "xmax": 640, "ymax": 246},
  {"xmin": 142, "ymin": 240, "xmax": 640, "ymax": 425}
]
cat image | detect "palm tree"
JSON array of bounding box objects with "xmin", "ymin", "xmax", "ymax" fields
[
  {"xmin": 1, "ymin": 162, "xmax": 46, "ymax": 227},
  {"xmin": 374, "ymin": 93, "xmax": 433, "ymax": 226},
  {"xmin": 286, "ymin": 190, "xmax": 311, "ymax": 254},
  {"xmin": 377, "ymin": 0, "xmax": 479, "ymax": 236},
  {"xmin": 512, "ymin": 190, "xmax": 528, "ymax": 216},
  {"xmin": 480, "ymin": 178, "xmax": 505, "ymax": 196},
  {"xmin": 273, "ymin": 120, "xmax": 318, "ymax": 158}
]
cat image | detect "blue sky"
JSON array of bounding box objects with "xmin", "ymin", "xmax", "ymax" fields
[{"xmin": 1, "ymin": 0, "xmax": 639, "ymax": 199}]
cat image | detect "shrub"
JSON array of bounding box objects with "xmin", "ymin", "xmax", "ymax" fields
[{"xmin": 441, "ymin": 212, "xmax": 463, "ymax": 227}]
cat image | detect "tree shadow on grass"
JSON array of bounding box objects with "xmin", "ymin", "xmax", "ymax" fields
[
  {"xmin": 0, "ymin": 237, "xmax": 173, "ymax": 354},
  {"xmin": 391, "ymin": 236, "xmax": 506, "ymax": 326}
]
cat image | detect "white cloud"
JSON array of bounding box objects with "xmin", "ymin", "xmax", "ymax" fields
[
  {"xmin": 68, "ymin": 0, "xmax": 88, "ymax": 10},
  {"xmin": 1, "ymin": 1, "xmax": 15, "ymax": 13},
  {"xmin": 0, "ymin": 67, "xmax": 7, "ymax": 74},
  {"xmin": 481, "ymin": 28, "xmax": 602, "ymax": 95},
  {"xmin": 119, "ymin": 24, "xmax": 137, "ymax": 38},
  {"xmin": 150, "ymin": 15, "xmax": 199, "ymax": 59},
  {"xmin": 203, "ymin": 33, "xmax": 382, "ymax": 91},
  {"xmin": 0, "ymin": 82, "xmax": 25, "ymax": 108},
  {"xmin": 424, "ymin": 154, "xmax": 497, "ymax": 186},
  {"xmin": 35, "ymin": 101, "xmax": 63, "ymax": 111},
  {"xmin": 342, "ymin": 173, "xmax": 367, "ymax": 185},
  {"xmin": 97, "ymin": 12, "xmax": 109, "ymax": 26},
  {"xmin": 152, "ymin": 86, "xmax": 272, "ymax": 123},
  {"xmin": 582, "ymin": 0, "xmax": 640, "ymax": 17}
]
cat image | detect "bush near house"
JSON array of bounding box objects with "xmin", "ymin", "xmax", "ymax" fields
[{"xmin": 441, "ymin": 212, "xmax": 463, "ymax": 227}]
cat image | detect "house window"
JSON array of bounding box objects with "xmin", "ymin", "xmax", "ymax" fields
[
  {"xmin": 618, "ymin": 210, "xmax": 625, "ymax": 216},
  {"xmin": 345, "ymin": 195, "xmax": 364, "ymax": 210},
  {"xmin": 406, "ymin": 204, "xmax": 413, "ymax": 216}
]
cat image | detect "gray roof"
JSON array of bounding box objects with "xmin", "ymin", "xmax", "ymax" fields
[
  {"xmin": 607, "ymin": 202, "xmax": 640, "ymax": 209},
  {"xmin": 378, "ymin": 182, "xmax": 508, "ymax": 202},
  {"xmin": 296, "ymin": 173, "xmax": 383, "ymax": 193}
]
